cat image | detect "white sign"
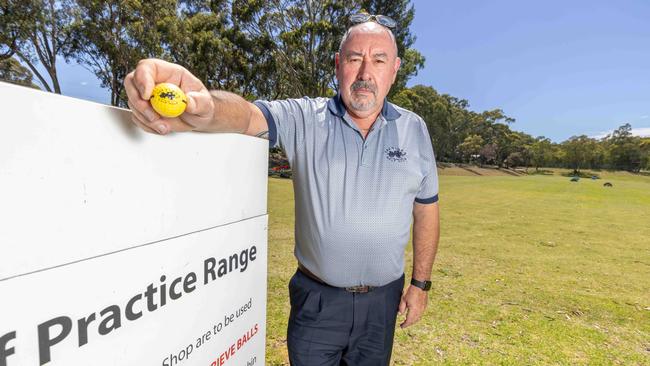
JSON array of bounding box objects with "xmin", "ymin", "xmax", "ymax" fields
[{"xmin": 0, "ymin": 82, "xmax": 269, "ymax": 366}]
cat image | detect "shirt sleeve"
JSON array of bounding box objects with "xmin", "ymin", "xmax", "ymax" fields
[
  {"xmin": 414, "ymin": 118, "xmax": 439, "ymax": 204},
  {"xmin": 253, "ymin": 98, "xmax": 311, "ymax": 162}
]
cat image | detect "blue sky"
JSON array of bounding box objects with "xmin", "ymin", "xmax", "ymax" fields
[
  {"xmin": 408, "ymin": 0, "xmax": 650, "ymax": 141},
  {"xmin": 42, "ymin": 0, "xmax": 650, "ymax": 142}
]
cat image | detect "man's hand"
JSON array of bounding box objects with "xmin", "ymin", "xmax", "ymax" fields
[
  {"xmin": 124, "ymin": 58, "xmax": 214, "ymax": 135},
  {"xmin": 398, "ymin": 284, "xmax": 428, "ymax": 328}
]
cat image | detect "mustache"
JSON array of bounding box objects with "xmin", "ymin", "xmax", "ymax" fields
[{"xmin": 350, "ymin": 80, "xmax": 377, "ymax": 94}]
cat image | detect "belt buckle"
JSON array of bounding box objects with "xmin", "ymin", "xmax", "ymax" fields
[{"xmin": 344, "ymin": 285, "xmax": 372, "ymax": 293}]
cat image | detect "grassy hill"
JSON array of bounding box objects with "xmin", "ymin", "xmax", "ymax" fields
[{"xmin": 265, "ymin": 171, "xmax": 650, "ymax": 365}]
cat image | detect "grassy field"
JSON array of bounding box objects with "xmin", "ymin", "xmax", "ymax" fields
[{"xmin": 264, "ymin": 169, "xmax": 650, "ymax": 365}]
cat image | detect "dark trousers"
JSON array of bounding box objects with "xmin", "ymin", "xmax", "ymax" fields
[{"xmin": 287, "ymin": 268, "xmax": 405, "ymax": 366}]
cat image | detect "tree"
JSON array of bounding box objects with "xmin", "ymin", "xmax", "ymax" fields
[
  {"xmin": 530, "ymin": 137, "xmax": 553, "ymax": 172},
  {"xmin": 392, "ymin": 84, "xmax": 523, "ymax": 166},
  {"xmin": 509, "ymin": 131, "xmax": 534, "ymax": 170},
  {"xmin": 483, "ymin": 121, "xmax": 515, "ymax": 168},
  {"xmin": 640, "ymin": 138, "xmax": 650, "ymax": 171},
  {"xmin": 605, "ymin": 123, "xmax": 644, "ymax": 172},
  {"xmin": 392, "ymin": 85, "xmax": 454, "ymax": 160},
  {"xmin": 232, "ymin": 0, "xmax": 354, "ymax": 99},
  {"xmin": 230, "ymin": 0, "xmax": 426, "ymax": 99},
  {"xmin": 0, "ymin": 57, "xmax": 40, "ymax": 88},
  {"xmin": 0, "ymin": 0, "xmax": 20, "ymax": 59},
  {"xmin": 505, "ymin": 152, "xmax": 524, "ymax": 168},
  {"xmin": 458, "ymin": 134, "xmax": 483, "ymax": 163},
  {"xmin": 0, "ymin": 0, "xmax": 73, "ymax": 93},
  {"xmin": 166, "ymin": 2, "xmax": 239, "ymax": 91},
  {"xmin": 479, "ymin": 144, "xmax": 497, "ymax": 166},
  {"xmin": 66, "ymin": 0, "xmax": 177, "ymax": 106},
  {"xmin": 562, "ymin": 135, "xmax": 597, "ymax": 174},
  {"xmin": 587, "ymin": 141, "xmax": 606, "ymax": 169}
]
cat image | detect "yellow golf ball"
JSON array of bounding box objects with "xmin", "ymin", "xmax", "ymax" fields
[{"xmin": 150, "ymin": 83, "xmax": 187, "ymax": 118}]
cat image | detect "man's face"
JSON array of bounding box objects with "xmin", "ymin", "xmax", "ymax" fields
[{"xmin": 335, "ymin": 24, "xmax": 401, "ymax": 119}]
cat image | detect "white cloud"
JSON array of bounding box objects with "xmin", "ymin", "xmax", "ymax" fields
[
  {"xmin": 591, "ymin": 127, "xmax": 650, "ymax": 139},
  {"xmin": 641, "ymin": 115, "xmax": 649, "ymax": 119},
  {"xmin": 631, "ymin": 127, "xmax": 650, "ymax": 137},
  {"xmin": 80, "ymin": 81, "xmax": 88, "ymax": 86},
  {"xmin": 590, "ymin": 131, "xmax": 610, "ymax": 139}
]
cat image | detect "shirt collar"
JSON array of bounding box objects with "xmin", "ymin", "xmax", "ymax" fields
[{"xmin": 327, "ymin": 94, "xmax": 401, "ymax": 121}]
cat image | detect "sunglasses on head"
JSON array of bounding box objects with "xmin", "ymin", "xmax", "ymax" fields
[{"xmin": 349, "ymin": 13, "xmax": 397, "ymax": 29}]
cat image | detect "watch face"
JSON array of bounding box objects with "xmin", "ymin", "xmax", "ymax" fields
[{"xmin": 424, "ymin": 281, "xmax": 432, "ymax": 291}]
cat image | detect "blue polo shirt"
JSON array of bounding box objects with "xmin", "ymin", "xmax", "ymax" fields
[{"xmin": 254, "ymin": 95, "xmax": 439, "ymax": 287}]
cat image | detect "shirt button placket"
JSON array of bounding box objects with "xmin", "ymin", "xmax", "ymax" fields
[{"xmin": 359, "ymin": 123, "xmax": 377, "ymax": 167}]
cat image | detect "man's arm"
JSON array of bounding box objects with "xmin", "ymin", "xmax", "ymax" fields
[
  {"xmin": 398, "ymin": 201, "xmax": 440, "ymax": 328},
  {"xmin": 124, "ymin": 58, "xmax": 268, "ymax": 138},
  {"xmin": 411, "ymin": 201, "xmax": 440, "ymax": 282},
  {"xmin": 205, "ymin": 90, "xmax": 269, "ymax": 138}
]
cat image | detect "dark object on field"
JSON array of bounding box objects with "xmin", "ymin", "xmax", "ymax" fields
[
  {"xmin": 570, "ymin": 176, "xmax": 580, "ymax": 182},
  {"xmin": 591, "ymin": 175, "xmax": 600, "ymax": 180},
  {"xmin": 603, "ymin": 182, "xmax": 613, "ymax": 187}
]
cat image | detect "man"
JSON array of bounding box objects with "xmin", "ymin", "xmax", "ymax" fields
[{"xmin": 125, "ymin": 15, "xmax": 440, "ymax": 366}]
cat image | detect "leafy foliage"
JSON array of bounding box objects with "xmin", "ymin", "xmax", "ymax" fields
[
  {"xmin": 0, "ymin": 0, "xmax": 73, "ymax": 93},
  {"xmin": 0, "ymin": 56, "xmax": 40, "ymax": 88},
  {"xmin": 1, "ymin": 0, "xmax": 647, "ymax": 172},
  {"xmin": 395, "ymin": 84, "xmax": 649, "ymax": 172},
  {"xmin": 65, "ymin": 0, "xmax": 177, "ymax": 106}
]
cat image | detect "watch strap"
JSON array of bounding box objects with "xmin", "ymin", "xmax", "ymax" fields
[{"xmin": 410, "ymin": 278, "xmax": 432, "ymax": 291}]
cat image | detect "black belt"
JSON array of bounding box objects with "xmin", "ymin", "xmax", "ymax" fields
[{"xmin": 297, "ymin": 263, "xmax": 375, "ymax": 293}]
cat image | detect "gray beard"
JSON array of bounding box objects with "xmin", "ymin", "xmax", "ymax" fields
[{"xmin": 349, "ymin": 95, "xmax": 377, "ymax": 112}]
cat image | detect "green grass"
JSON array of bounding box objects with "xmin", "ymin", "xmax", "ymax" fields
[{"xmin": 265, "ymin": 171, "xmax": 650, "ymax": 365}]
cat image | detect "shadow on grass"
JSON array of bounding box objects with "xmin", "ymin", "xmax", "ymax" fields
[
  {"xmin": 561, "ymin": 171, "xmax": 600, "ymax": 179},
  {"xmin": 499, "ymin": 168, "xmax": 523, "ymax": 176},
  {"xmin": 460, "ymin": 166, "xmax": 483, "ymax": 176},
  {"xmin": 529, "ymin": 169, "xmax": 554, "ymax": 175}
]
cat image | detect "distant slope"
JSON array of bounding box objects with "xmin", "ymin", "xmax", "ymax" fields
[{"xmin": 438, "ymin": 163, "xmax": 525, "ymax": 177}]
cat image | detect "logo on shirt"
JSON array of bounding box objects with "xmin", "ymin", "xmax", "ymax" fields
[{"xmin": 385, "ymin": 147, "xmax": 407, "ymax": 162}]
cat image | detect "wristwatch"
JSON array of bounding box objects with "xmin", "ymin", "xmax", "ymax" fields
[{"xmin": 410, "ymin": 278, "xmax": 432, "ymax": 291}]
